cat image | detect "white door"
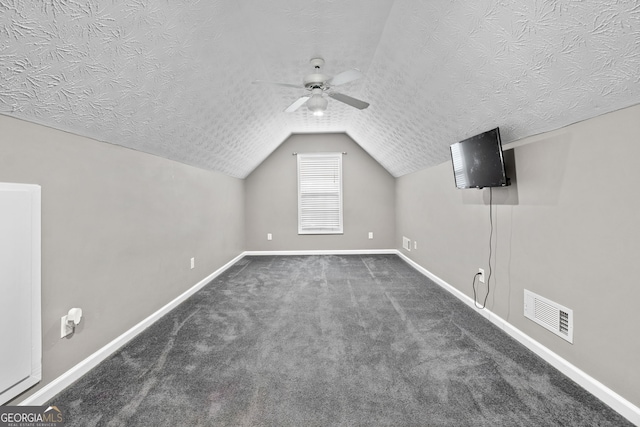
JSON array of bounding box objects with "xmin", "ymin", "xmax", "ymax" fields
[{"xmin": 0, "ymin": 183, "xmax": 41, "ymax": 404}]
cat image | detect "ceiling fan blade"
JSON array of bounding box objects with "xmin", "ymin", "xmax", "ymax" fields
[
  {"xmin": 284, "ymin": 96, "xmax": 310, "ymax": 112},
  {"xmin": 328, "ymin": 69, "xmax": 363, "ymax": 86},
  {"xmin": 328, "ymin": 92, "xmax": 369, "ymax": 110},
  {"xmin": 252, "ymin": 80, "xmax": 301, "ymax": 89}
]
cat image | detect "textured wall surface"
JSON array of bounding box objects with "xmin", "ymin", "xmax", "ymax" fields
[{"xmin": 1, "ymin": 0, "xmax": 639, "ymax": 177}]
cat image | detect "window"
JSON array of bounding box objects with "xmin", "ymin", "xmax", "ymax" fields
[{"xmin": 297, "ymin": 153, "xmax": 343, "ymax": 234}]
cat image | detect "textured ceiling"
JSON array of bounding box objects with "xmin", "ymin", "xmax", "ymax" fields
[{"xmin": 1, "ymin": 0, "xmax": 639, "ymax": 178}]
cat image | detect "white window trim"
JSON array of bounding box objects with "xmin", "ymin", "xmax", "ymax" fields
[{"xmin": 297, "ymin": 152, "xmax": 343, "ymax": 235}]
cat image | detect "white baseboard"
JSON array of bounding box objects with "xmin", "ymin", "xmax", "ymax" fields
[
  {"xmin": 244, "ymin": 249, "xmax": 397, "ymax": 256},
  {"xmin": 19, "ymin": 252, "xmax": 246, "ymax": 406},
  {"xmin": 397, "ymin": 252, "xmax": 640, "ymax": 426}
]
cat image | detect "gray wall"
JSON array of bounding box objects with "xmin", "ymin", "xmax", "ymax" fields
[
  {"xmin": 245, "ymin": 133, "xmax": 395, "ymax": 251},
  {"xmin": 4, "ymin": 104, "xmax": 638, "ymax": 411},
  {"xmin": 0, "ymin": 115, "xmax": 245, "ymax": 403},
  {"xmin": 395, "ymin": 104, "xmax": 640, "ymax": 407}
]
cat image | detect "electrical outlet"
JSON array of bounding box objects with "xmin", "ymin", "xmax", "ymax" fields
[
  {"xmin": 191, "ymin": 257, "xmax": 195, "ymax": 269},
  {"xmin": 267, "ymin": 233, "xmax": 272, "ymax": 241},
  {"xmin": 478, "ymin": 268, "xmax": 485, "ymax": 283},
  {"xmin": 368, "ymin": 232, "xmax": 373, "ymax": 239},
  {"xmin": 60, "ymin": 315, "xmax": 72, "ymax": 338},
  {"xmin": 403, "ymin": 236, "xmax": 411, "ymax": 251}
]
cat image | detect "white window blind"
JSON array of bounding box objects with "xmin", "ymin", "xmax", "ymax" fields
[{"xmin": 297, "ymin": 153, "xmax": 343, "ymax": 234}]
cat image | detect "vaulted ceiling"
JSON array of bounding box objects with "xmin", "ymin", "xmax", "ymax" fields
[{"xmin": 2, "ymin": 1, "xmax": 639, "ymax": 178}]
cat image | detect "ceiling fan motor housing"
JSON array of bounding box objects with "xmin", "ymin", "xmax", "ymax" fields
[
  {"xmin": 304, "ymin": 58, "xmax": 328, "ymax": 90},
  {"xmin": 304, "ymin": 73, "xmax": 329, "ymax": 90}
]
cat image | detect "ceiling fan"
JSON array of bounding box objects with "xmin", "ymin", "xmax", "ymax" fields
[{"xmin": 253, "ymin": 58, "xmax": 370, "ymax": 116}]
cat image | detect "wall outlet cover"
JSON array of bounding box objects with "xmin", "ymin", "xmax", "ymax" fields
[
  {"xmin": 402, "ymin": 236, "xmax": 411, "ymax": 251},
  {"xmin": 60, "ymin": 315, "xmax": 72, "ymax": 338}
]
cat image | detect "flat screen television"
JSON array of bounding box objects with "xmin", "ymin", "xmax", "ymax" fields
[{"xmin": 450, "ymin": 127, "xmax": 510, "ymax": 189}]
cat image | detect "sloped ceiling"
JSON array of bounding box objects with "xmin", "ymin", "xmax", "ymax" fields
[{"xmin": 1, "ymin": 0, "xmax": 639, "ymax": 178}]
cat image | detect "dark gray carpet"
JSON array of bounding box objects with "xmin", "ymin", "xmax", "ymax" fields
[{"xmin": 48, "ymin": 255, "xmax": 631, "ymax": 426}]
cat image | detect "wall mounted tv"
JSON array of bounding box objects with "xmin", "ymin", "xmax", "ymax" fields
[{"xmin": 450, "ymin": 127, "xmax": 510, "ymax": 189}]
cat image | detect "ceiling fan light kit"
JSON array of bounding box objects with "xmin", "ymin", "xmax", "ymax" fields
[
  {"xmin": 254, "ymin": 58, "xmax": 370, "ymax": 115},
  {"xmin": 307, "ymin": 88, "xmax": 328, "ymax": 116}
]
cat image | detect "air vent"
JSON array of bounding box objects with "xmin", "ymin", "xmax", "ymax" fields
[
  {"xmin": 524, "ymin": 290, "xmax": 573, "ymax": 343},
  {"xmin": 402, "ymin": 236, "xmax": 411, "ymax": 251}
]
